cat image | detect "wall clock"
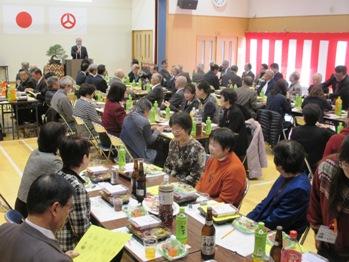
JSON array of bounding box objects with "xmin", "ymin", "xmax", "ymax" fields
[{"xmin": 212, "ymin": 0, "xmax": 227, "ymax": 8}]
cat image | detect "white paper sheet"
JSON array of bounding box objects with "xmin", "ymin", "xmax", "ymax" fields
[
  {"xmin": 302, "ymin": 252, "xmax": 328, "ymax": 262},
  {"xmin": 99, "ymin": 182, "xmax": 128, "ymax": 195},
  {"xmin": 90, "ymin": 196, "xmax": 127, "ymax": 222}
]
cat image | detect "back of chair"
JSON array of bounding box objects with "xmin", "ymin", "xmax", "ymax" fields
[
  {"xmin": 59, "ymin": 113, "xmax": 75, "ymax": 135},
  {"xmin": 92, "ymin": 122, "xmax": 107, "ymax": 134},
  {"xmin": 45, "ymin": 107, "xmax": 60, "ymax": 123},
  {"xmin": 5, "ymin": 210, "xmax": 24, "ymax": 224},
  {"xmin": 257, "ymin": 109, "xmax": 283, "ymax": 147},
  {"xmin": 73, "ymin": 115, "xmax": 85, "ymax": 126},
  {"xmin": 237, "ymin": 178, "xmax": 249, "ymax": 211}
]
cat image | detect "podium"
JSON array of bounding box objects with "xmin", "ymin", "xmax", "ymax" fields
[{"xmin": 65, "ymin": 59, "xmax": 83, "ymax": 80}]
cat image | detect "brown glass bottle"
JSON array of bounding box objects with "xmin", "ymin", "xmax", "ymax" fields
[
  {"xmin": 131, "ymin": 159, "xmax": 139, "ymax": 197},
  {"xmin": 135, "ymin": 160, "xmax": 146, "ymax": 203},
  {"xmin": 159, "ymin": 175, "xmax": 174, "ymax": 226},
  {"xmin": 201, "ymin": 206, "xmax": 215, "ymax": 260},
  {"xmin": 270, "ymin": 241, "xmax": 281, "ymax": 262},
  {"xmin": 275, "ymin": 226, "xmax": 283, "ymax": 249}
]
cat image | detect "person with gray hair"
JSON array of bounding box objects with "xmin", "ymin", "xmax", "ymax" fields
[
  {"xmin": 288, "ymin": 71, "xmax": 302, "ymax": 99},
  {"xmin": 71, "ymin": 37, "xmax": 88, "ymax": 59},
  {"xmin": 45, "ymin": 76, "xmax": 60, "ymax": 106},
  {"xmin": 163, "ymin": 75, "xmax": 187, "ymax": 112},
  {"xmin": 221, "ymin": 64, "xmax": 242, "ymax": 88},
  {"xmin": 192, "ymin": 63, "xmax": 205, "ymax": 83},
  {"xmin": 51, "ymin": 76, "xmax": 76, "ymax": 129},
  {"xmin": 236, "ymin": 76, "xmax": 259, "ymax": 118},
  {"xmin": 120, "ymin": 98, "xmax": 164, "ymax": 163},
  {"xmin": 257, "ymin": 69, "xmax": 275, "ymax": 96},
  {"xmin": 109, "ymin": 68, "xmax": 125, "ymax": 85},
  {"xmin": 146, "ymin": 73, "xmax": 164, "ymax": 105}
]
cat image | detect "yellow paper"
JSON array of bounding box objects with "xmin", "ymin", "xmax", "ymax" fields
[
  {"xmin": 147, "ymin": 185, "xmax": 159, "ymax": 196},
  {"xmin": 74, "ymin": 225, "xmax": 131, "ymax": 262}
]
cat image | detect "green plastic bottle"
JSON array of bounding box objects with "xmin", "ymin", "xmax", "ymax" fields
[
  {"xmin": 337, "ymin": 122, "xmax": 344, "ymax": 134},
  {"xmin": 126, "ymin": 94, "xmax": 133, "ymax": 111},
  {"xmin": 165, "ymin": 105, "xmax": 171, "ymax": 120},
  {"xmin": 205, "ymin": 117, "xmax": 212, "ymax": 135},
  {"xmin": 149, "ymin": 106, "xmax": 156, "ymax": 124},
  {"xmin": 191, "ymin": 118, "xmax": 196, "ymax": 136},
  {"xmin": 146, "ymin": 83, "xmax": 151, "ymax": 93},
  {"xmin": 118, "ymin": 146, "xmax": 126, "ymax": 171},
  {"xmin": 176, "ymin": 207, "xmax": 188, "ymax": 244},
  {"xmin": 252, "ymin": 222, "xmax": 267, "ymax": 261}
]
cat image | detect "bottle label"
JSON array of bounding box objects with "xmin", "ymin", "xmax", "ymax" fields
[
  {"xmin": 159, "ymin": 192, "xmax": 173, "ymax": 205},
  {"xmin": 201, "ymin": 236, "xmax": 215, "ymax": 255},
  {"xmin": 136, "ymin": 189, "xmax": 144, "ymax": 196},
  {"xmin": 205, "ymin": 220, "xmax": 213, "ymax": 226},
  {"xmin": 281, "ymin": 249, "xmax": 302, "ymax": 262}
]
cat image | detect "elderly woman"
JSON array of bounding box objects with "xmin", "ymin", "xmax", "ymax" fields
[
  {"xmin": 302, "ymin": 84, "xmax": 332, "ymax": 116},
  {"xmin": 163, "ymin": 112, "xmax": 206, "ymax": 186},
  {"xmin": 195, "ymin": 81, "xmax": 219, "ymax": 123},
  {"xmin": 120, "ymin": 98, "xmax": 163, "ymax": 163},
  {"xmin": 308, "ymin": 136, "xmax": 349, "ymax": 261},
  {"xmin": 247, "ymin": 140, "xmax": 311, "ymax": 235},
  {"xmin": 288, "ymin": 71, "xmax": 302, "ymax": 99},
  {"xmin": 266, "ymin": 79, "xmax": 292, "ymax": 118}
]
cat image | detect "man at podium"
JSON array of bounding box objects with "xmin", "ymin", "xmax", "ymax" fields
[{"xmin": 71, "ymin": 37, "xmax": 88, "ymax": 59}]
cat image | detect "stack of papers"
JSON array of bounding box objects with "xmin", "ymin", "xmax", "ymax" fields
[
  {"xmin": 86, "ymin": 166, "xmax": 109, "ymax": 175},
  {"xmin": 99, "ymin": 182, "xmax": 128, "ymax": 196},
  {"xmin": 129, "ymin": 215, "xmax": 161, "ymax": 230},
  {"xmin": 212, "ymin": 204, "xmax": 237, "ymax": 217}
]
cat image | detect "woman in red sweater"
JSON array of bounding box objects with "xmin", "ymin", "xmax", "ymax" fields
[
  {"xmin": 308, "ymin": 136, "xmax": 349, "ymax": 261},
  {"xmin": 102, "ymin": 82, "xmax": 127, "ymax": 136},
  {"xmin": 196, "ymin": 127, "xmax": 246, "ymax": 206}
]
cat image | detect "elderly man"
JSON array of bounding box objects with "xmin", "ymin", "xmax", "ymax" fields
[
  {"xmin": 109, "ymin": 69, "xmax": 125, "ymax": 85},
  {"xmin": 242, "ymin": 63, "xmax": 255, "ymax": 81},
  {"xmin": 45, "ymin": 76, "xmax": 60, "ymax": 107},
  {"xmin": 323, "ymin": 65, "xmax": 349, "ymax": 109},
  {"xmin": 163, "ymin": 75, "xmax": 187, "ymax": 112},
  {"xmin": 146, "ymin": 73, "xmax": 164, "ymax": 105},
  {"xmin": 288, "ymin": 71, "xmax": 302, "ymax": 99},
  {"xmin": 51, "ymin": 76, "xmax": 76, "ymax": 129},
  {"xmin": 17, "ymin": 69, "xmax": 36, "ymax": 92},
  {"xmin": 221, "ymin": 65, "xmax": 242, "ymax": 88},
  {"xmin": 192, "ymin": 63, "xmax": 205, "ymax": 83},
  {"xmin": 308, "ymin": 73, "xmax": 323, "ymax": 94},
  {"xmin": 71, "ymin": 37, "xmax": 88, "ymax": 59},
  {"xmin": 236, "ymin": 76, "xmax": 258, "ymax": 118},
  {"xmin": 270, "ymin": 63, "xmax": 283, "ymax": 81},
  {"xmin": 166, "ymin": 65, "xmax": 181, "ymax": 93},
  {"xmin": 0, "ymin": 174, "xmax": 77, "ymax": 261},
  {"xmin": 257, "ymin": 69, "xmax": 275, "ymax": 96}
]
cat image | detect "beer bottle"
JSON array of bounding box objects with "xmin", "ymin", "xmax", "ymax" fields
[
  {"xmin": 201, "ymin": 206, "xmax": 215, "ymax": 260},
  {"xmin": 275, "ymin": 226, "xmax": 283, "ymax": 249},
  {"xmin": 131, "ymin": 159, "xmax": 139, "ymax": 197},
  {"xmin": 270, "ymin": 241, "xmax": 281, "ymax": 262},
  {"xmin": 159, "ymin": 175, "xmax": 174, "ymax": 227},
  {"xmin": 135, "ymin": 160, "xmax": 146, "ymax": 203}
]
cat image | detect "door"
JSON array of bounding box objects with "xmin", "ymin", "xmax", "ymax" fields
[{"xmin": 132, "ymin": 30, "xmax": 153, "ymax": 64}]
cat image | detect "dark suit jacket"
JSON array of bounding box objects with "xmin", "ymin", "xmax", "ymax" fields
[
  {"xmin": 86, "ymin": 74, "xmax": 108, "ymax": 93},
  {"xmin": 204, "ymin": 71, "xmax": 220, "ymax": 89},
  {"xmin": 17, "ymin": 78, "xmax": 36, "ymax": 92},
  {"xmin": 76, "ymin": 71, "xmax": 88, "ymax": 86},
  {"xmin": 273, "ymin": 72, "xmax": 283, "ymax": 81},
  {"xmin": 169, "ymin": 89, "xmax": 185, "ymax": 112},
  {"xmin": 166, "ymin": 76, "xmax": 177, "ymax": 93},
  {"xmin": 128, "ymin": 71, "xmax": 140, "ymax": 83},
  {"xmin": 247, "ymin": 174, "xmax": 311, "ymax": 234},
  {"xmin": 71, "ymin": 45, "xmax": 88, "ymax": 59},
  {"xmin": 146, "ymin": 84, "xmax": 164, "ymax": 105},
  {"xmin": 180, "ymin": 98, "xmax": 200, "ymax": 114},
  {"xmin": 221, "ymin": 69, "xmax": 242, "ymax": 88},
  {"xmin": 324, "ymin": 74, "xmax": 349, "ymax": 109},
  {"xmin": 35, "ymin": 78, "xmax": 48, "ymax": 103},
  {"xmin": 242, "ymin": 71, "xmax": 255, "ymax": 81},
  {"xmin": 159, "ymin": 69, "xmax": 171, "ymax": 87},
  {"xmin": 0, "ymin": 222, "xmax": 71, "ymax": 262},
  {"xmin": 257, "ymin": 78, "xmax": 276, "ymax": 96}
]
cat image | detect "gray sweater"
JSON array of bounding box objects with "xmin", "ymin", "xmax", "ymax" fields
[
  {"xmin": 17, "ymin": 150, "xmax": 63, "ymax": 203},
  {"xmin": 51, "ymin": 89, "xmax": 75, "ymax": 124}
]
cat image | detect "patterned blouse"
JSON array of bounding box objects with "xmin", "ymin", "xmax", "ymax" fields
[{"xmin": 163, "ymin": 138, "xmax": 206, "ymax": 186}]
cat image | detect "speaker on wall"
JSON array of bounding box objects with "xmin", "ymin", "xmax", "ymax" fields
[{"xmin": 177, "ymin": 0, "xmax": 198, "ymax": 10}]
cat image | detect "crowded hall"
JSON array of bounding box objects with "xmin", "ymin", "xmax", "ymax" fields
[{"xmin": 1, "ymin": 0, "xmax": 349, "ymax": 261}]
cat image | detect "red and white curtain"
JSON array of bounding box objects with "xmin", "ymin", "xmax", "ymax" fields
[{"xmin": 245, "ymin": 32, "xmax": 349, "ymax": 87}]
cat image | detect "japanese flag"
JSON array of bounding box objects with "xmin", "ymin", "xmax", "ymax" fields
[
  {"xmin": 2, "ymin": 5, "xmax": 44, "ymax": 34},
  {"xmin": 49, "ymin": 7, "xmax": 87, "ymax": 34}
]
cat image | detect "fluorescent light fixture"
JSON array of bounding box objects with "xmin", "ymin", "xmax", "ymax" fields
[{"xmin": 57, "ymin": 0, "xmax": 92, "ymax": 2}]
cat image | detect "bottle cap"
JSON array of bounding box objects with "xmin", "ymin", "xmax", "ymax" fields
[
  {"xmin": 289, "ymin": 230, "xmax": 297, "ymax": 239},
  {"xmin": 273, "ymin": 241, "xmax": 279, "ymax": 247},
  {"xmin": 179, "ymin": 207, "xmax": 185, "ymax": 213},
  {"xmin": 276, "ymin": 226, "xmax": 283, "ymax": 231}
]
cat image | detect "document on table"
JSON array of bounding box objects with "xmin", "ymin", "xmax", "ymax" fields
[
  {"xmin": 90, "ymin": 196, "xmax": 127, "ymax": 222},
  {"xmin": 74, "ymin": 225, "xmax": 131, "ymax": 262}
]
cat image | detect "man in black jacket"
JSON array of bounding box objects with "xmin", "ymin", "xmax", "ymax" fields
[
  {"xmin": 204, "ymin": 64, "xmax": 220, "ymax": 90},
  {"xmin": 159, "ymin": 60, "xmax": 171, "ymax": 87},
  {"xmin": 163, "ymin": 75, "xmax": 187, "ymax": 112},
  {"xmin": 146, "ymin": 73, "xmax": 164, "ymax": 105},
  {"xmin": 85, "ymin": 64, "xmax": 108, "ymax": 93},
  {"xmin": 17, "ymin": 69, "xmax": 36, "ymax": 92},
  {"xmin": 71, "ymin": 37, "xmax": 88, "ymax": 59},
  {"xmin": 75, "ymin": 60, "xmax": 90, "ymax": 85},
  {"xmin": 221, "ymin": 65, "xmax": 242, "ymax": 88}
]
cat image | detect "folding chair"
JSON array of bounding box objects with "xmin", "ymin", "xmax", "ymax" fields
[
  {"xmin": 106, "ymin": 133, "xmax": 133, "ymax": 162},
  {"xmin": 0, "ymin": 193, "xmax": 12, "ymax": 213},
  {"xmin": 73, "ymin": 116, "xmax": 94, "ymax": 140},
  {"xmin": 91, "ymin": 122, "xmax": 110, "ymax": 160},
  {"xmin": 300, "ymin": 226, "xmax": 310, "ymax": 245},
  {"xmin": 59, "ymin": 113, "xmax": 75, "ymax": 136},
  {"xmin": 304, "ymin": 157, "xmax": 314, "ymax": 181},
  {"xmin": 237, "ymin": 178, "xmax": 249, "ymax": 211}
]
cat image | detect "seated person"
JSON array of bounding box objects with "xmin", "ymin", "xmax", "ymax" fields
[
  {"xmin": 270, "ymin": 63, "xmax": 283, "ymax": 81},
  {"xmin": 128, "ymin": 64, "xmax": 140, "ymax": 83},
  {"xmin": 45, "ymin": 76, "xmax": 60, "ymax": 107},
  {"xmin": 146, "ymin": 73, "xmax": 164, "ymax": 105},
  {"xmin": 95, "ymin": 64, "xmax": 108, "ymax": 93},
  {"xmin": 180, "ymin": 83, "xmax": 200, "ymax": 114},
  {"xmin": 257, "ymin": 69, "xmax": 276, "ymax": 96},
  {"xmin": 266, "ymin": 79, "xmax": 292, "ymax": 118},
  {"xmin": 302, "ymin": 85, "xmax": 332, "ymax": 119},
  {"xmin": 109, "ymin": 68, "xmax": 125, "ymax": 86},
  {"xmin": 31, "ymin": 67, "xmax": 47, "ymax": 101},
  {"xmin": 247, "ymin": 140, "xmax": 311, "ymax": 235},
  {"xmin": 17, "ymin": 69, "xmax": 36, "ymax": 92},
  {"xmin": 163, "ymin": 112, "xmax": 206, "ymax": 186},
  {"xmin": 102, "ymin": 81, "xmax": 127, "ymax": 137},
  {"xmin": 15, "ymin": 122, "xmax": 66, "ymax": 217},
  {"xmin": 323, "ymin": 112, "xmax": 349, "ymax": 157},
  {"xmin": 120, "ymin": 98, "xmax": 163, "ymax": 163},
  {"xmin": 75, "ymin": 60, "xmax": 90, "ymax": 86},
  {"xmin": 192, "ymin": 64, "xmax": 205, "ymax": 83},
  {"xmin": 51, "ymin": 76, "xmax": 76, "ymax": 130},
  {"xmin": 56, "ymin": 136, "xmax": 91, "ymax": 252},
  {"xmin": 0, "ymin": 174, "xmax": 76, "ymax": 261},
  {"xmin": 308, "ymin": 136, "xmax": 349, "ymax": 262},
  {"xmin": 242, "ymin": 63, "xmax": 255, "ymax": 81},
  {"xmin": 195, "ymin": 81, "xmax": 219, "ymax": 123},
  {"xmin": 196, "ymin": 128, "xmax": 247, "ymax": 206},
  {"xmin": 236, "ymin": 76, "xmax": 259, "ymax": 118},
  {"xmin": 219, "ymin": 88, "xmax": 248, "ymax": 160},
  {"xmin": 203, "ymin": 63, "xmax": 220, "ymax": 90},
  {"xmin": 163, "ymin": 75, "xmax": 187, "ymax": 112},
  {"xmin": 221, "ymin": 65, "xmax": 242, "ymax": 88},
  {"xmin": 73, "ymin": 83, "xmax": 101, "ymax": 137},
  {"xmin": 288, "ymin": 71, "xmax": 302, "ymax": 100},
  {"xmin": 290, "ymin": 104, "xmax": 334, "ymax": 172}
]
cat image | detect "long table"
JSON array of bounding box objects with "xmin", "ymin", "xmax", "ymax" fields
[{"xmin": 87, "ymin": 172, "xmax": 248, "ymax": 261}]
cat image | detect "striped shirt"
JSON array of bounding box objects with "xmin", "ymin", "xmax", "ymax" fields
[{"xmin": 73, "ymin": 97, "xmax": 101, "ymax": 133}]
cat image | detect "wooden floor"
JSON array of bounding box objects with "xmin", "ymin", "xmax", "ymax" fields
[{"xmin": 0, "ymin": 138, "xmax": 315, "ymax": 252}]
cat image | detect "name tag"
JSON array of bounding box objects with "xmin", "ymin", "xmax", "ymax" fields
[{"xmin": 316, "ymin": 225, "xmax": 337, "ymax": 244}]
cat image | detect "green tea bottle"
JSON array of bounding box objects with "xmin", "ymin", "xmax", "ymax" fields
[
  {"xmin": 118, "ymin": 145, "xmax": 126, "ymax": 171},
  {"xmin": 175, "ymin": 207, "xmax": 188, "ymax": 244},
  {"xmin": 252, "ymin": 222, "xmax": 267, "ymax": 261},
  {"xmin": 205, "ymin": 117, "xmax": 212, "ymax": 135}
]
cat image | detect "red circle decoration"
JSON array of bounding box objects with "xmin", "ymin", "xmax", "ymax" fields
[
  {"xmin": 16, "ymin": 11, "xmax": 32, "ymax": 29},
  {"xmin": 60, "ymin": 13, "xmax": 76, "ymax": 29}
]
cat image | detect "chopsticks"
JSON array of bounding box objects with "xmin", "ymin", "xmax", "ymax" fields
[{"xmin": 220, "ymin": 228, "xmax": 235, "ymax": 239}]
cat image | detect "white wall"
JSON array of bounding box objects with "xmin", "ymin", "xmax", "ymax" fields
[
  {"xmin": 0, "ymin": 0, "xmax": 132, "ymax": 81},
  {"xmin": 248, "ymin": 0, "xmax": 349, "ymax": 17},
  {"xmin": 168, "ymin": 0, "xmax": 249, "ymax": 18}
]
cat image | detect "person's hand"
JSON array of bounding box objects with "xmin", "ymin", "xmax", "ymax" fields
[
  {"xmin": 315, "ymin": 239, "xmax": 322, "ymax": 250},
  {"xmin": 153, "ymin": 125, "xmax": 165, "ymax": 133},
  {"xmin": 163, "ymin": 101, "xmax": 170, "ymax": 107},
  {"xmin": 24, "ymin": 88, "xmax": 34, "ymax": 92},
  {"xmin": 65, "ymin": 250, "xmax": 79, "ymax": 259}
]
